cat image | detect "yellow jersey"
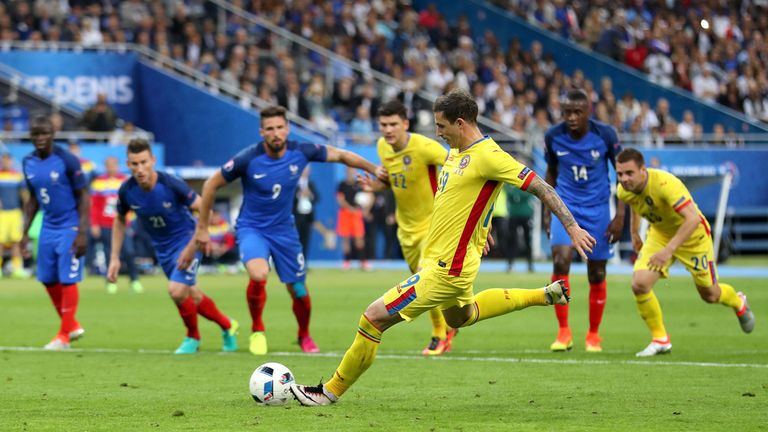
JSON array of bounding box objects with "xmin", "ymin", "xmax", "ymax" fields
[
  {"xmin": 377, "ymin": 133, "xmax": 448, "ymax": 236},
  {"xmin": 617, "ymin": 168, "xmax": 711, "ymax": 239},
  {"xmin": 422, "ymin": 136, "xmax": 535, "ymax": 278}
]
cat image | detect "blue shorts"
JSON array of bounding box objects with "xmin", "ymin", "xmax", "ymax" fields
[
  {"xmin": 158, "ymin": 243, "xmax": 201, "ymax": 286},
  {"xmin": 237, "ymin": 226, "xmax": 306, "ymax": 283},
  {"xmin": 37, "ymin": 227, "xmax": 85, "ymax": 285},
  {"xmin": 550, "ymin": 202, "xmax": 613, "ymax": 260}
]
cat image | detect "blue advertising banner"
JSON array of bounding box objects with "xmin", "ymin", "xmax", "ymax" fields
[{"xmin": 0, "ymin": 51, "xmax": 138, "ymax": 121}]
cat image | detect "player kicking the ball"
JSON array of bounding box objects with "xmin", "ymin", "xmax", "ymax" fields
[{"xmin": 291, "ymin": 89, "xmax": 595, "ymax": 405}]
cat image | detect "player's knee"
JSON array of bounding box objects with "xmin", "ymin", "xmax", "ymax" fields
[
  {"xmin": 444, "ymin": 314, "xmax": 466, "ymax": 329},
  {"xmin": 248, "ymin": 270, "xmax": 269, "ymax": 282},
  {"xmin": 587, "ymin": 269, "xmax": 606, "ymax": 284},
  {"xmin": 630, "ymin": 280, "xmax": 651, "ymax": 295},
  {"xmin": 291, "ymin": 281, "xmax": 308, "ymax": 299},
  {"xmin": 168, "ymin": 289, "xmax": 186, "ymax": 303},
  {"xmin": 698, "ymin": 290, "xmax": 719, "ymax": 304}
]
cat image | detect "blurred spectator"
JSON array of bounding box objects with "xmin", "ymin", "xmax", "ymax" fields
[
  {"xmin": 677, "ymin": 110, "xmax": 697, "ymax": 142},
  {"xmin": 109, "ymin": 121, "xmax": 150, "ymax": 146},
  {"xmin": 364, "ymin": 189, "xmax": 396, "ymax": 261},
  {"xmin": 336, "ymin": 167, "xmax": 368, "ymax": 271},
  {"xmin": 293, "ymin": 166, "xmax": 318, "ymax": 258},
  {"xmin": 79, "ymin": 93, "xmax": 118, "ymax": 132},
  {"xmin": 0, "ymin": 152, "xmax": 27, "ymax": 278},
  {"xmin": 202, "ymin": 210, "xmax": 239, "ymax": 269},
  {"xmin": 67, "ymin": 142, "xmax": 95, "ymax": 183}
]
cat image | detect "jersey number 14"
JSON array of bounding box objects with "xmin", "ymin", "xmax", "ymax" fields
[{"xmin": 571, "ymin": 165, "xmax": 588, "ymax": 181}]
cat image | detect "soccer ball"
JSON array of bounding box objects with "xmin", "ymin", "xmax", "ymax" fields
[{"xmin": 249, "ymin": 362, "xmax": 295, "ymax": 406}]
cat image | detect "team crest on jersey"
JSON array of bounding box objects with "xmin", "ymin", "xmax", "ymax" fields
[
  {"xmin": 459, "ymin": 155, "xmax": 471, "ymax": 169},
  {"xmin": 163, "ymin": 201, "xmax": 173, "ymax": 209},
  {"xmin": 518, "ymin": 167, "xmax": 531, "ymax": 180},
  {"xmin": 645, "ymin": 197, "xmax": 654, "ymax": 207},
  {"xmin": 50, "ymin": 170, "xmax": 60, "ymax": 183},
  {"xmin": 223, "ymin": 160, "xmax": 234, "ymax": 171},
  {"xmin": 591, "ymin": 149, "xmax": 600, "ymax": 160},
  {"xmin": 403, "ymin": 155, "xmax": 412, "ymax": 165},
  {"xmin": 289, "ymin": 164, "xmax": 299, "ymax": 175}
]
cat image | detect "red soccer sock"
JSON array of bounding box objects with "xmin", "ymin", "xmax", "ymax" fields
[
  {"xmin": 588, "ymin": 280, "xmax": 607, "ymax": 334},
  {"xmin": 176, "ymin": 296, "xmax": 200, "ymax": 340},
  {"xmin": 291, "ymin": 295, "xmax": 312, "ymax": 338},
  {"xmin": 45, "ymin": 283, "xmax": 63, "ymax": 317},
  {"xmin": 57, "ymin": 284, "xmax": 80, "ymax": 342},
  {"xmin": 552, "ymin": 274, "xmax": 570, "ymax": 329},
  {"xmin": 197, "ymin": 295, "xmax": 231, "ymax": 330},
  {"xmin": 246, "ymin": 279, "xmax": 267, "ymax": 332}
]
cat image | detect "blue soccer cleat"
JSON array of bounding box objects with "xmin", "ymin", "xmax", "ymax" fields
[
  {"xmin": 174, "ymin": 337, "xmax": 200, "ymax": 354},
  {"xmin": 222, "ymin": 318, "xmax": 239, "ymax": 352}
]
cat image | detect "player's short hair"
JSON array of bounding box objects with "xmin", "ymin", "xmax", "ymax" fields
[
  {"xmin": 617, "ymin": 148, "xmax": 645, "ymax": 166},
  {"xmin": 260, "ymin": 105, "xmax": 288, "ymax": 125},
  {"xmin": 127, "ymin": 138, "xmax": 152, "ymax": 155},
  {"xmin": 29, "ymin": 115, "xmax": 52, "ymax": 129},
  {"xmin": 433, "ymin": 88, "xmax": 478, "ymax": 124},
  {"xmin": 565, "ymin": 89, "xmax": 589, "ymax": 104},
  {"xmin": 377, "ymin": 100, "xmax": 408, "ymax": 119}
]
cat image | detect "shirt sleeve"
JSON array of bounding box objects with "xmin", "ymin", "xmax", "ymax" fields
[
  {"xmin": 601, "ymin": 125, "xmax": 622, "ymax": 167},
  {"xmin": 543, "ymin": 129, "xmax": 557, "ymax": 167},
  {"xmin": 423, "ymin": 139, "xmax": 449, "ymax": 166},
  {"xmin": 21, "ymin": 159, "xmax": 34, "ymax": 194},
  {"xmin": 298, "ymin": 142, "xmax": 328, "ymax": 162},
  {"xmin": 165, "ymin": 174, "xmax": 198, "ymax": 207},
  {"xmin": 62, "ymin": 151, "xmax": 88, "ymax": 191},
  {"xmin": 220, "ymin": 146, "xmax": 255, "ymax": 183},
  {"xmin": 662, "ymin": 175, "xmax": 694, "ymax": 213},
  {"xmin": 481, "ymin": 149, "xmax": 537, "ymax": 191},
  {"xmin": 116, "ymin": 182, "xmax": 130, "ymax": 216}
]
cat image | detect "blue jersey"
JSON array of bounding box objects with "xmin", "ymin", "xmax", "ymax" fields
[
  {"xmin": 23, "ymin": 146, "xmax": 87, "ymax": 229},
  {"xmin": 544, "ymin": 119, "xmax": 621, "ymax": 205},
  {"xmin": 221, "ymin": 141, "xmax": 328, "ymax": 230},
  {"xmin": 116, "ymin": 172, "xmax": 197, "ymax": 253}
]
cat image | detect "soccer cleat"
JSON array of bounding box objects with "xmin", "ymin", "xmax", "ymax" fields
[
  {"xmin": 131, "ymin": 281, "xmax": 144, "ymax": 294},
  {"xmin": 291, "ymin": 382, "xmax": 336, "ymax": 406},
  {"xmin": 635, "ymin": 339, "xmax": 672, "ymax": 357},
  {"xmin": 11, "ymin": 269, "xmax": 29, "ymax": 279},
  {"xmin": 174, "ymin": 337, "xmax": 200, "ymax": 354},
  {"xmin": 44, "ymin": 338, "xmax": 70, "ymax": 351},
  {"xmin": 341, "ymin": 261, "xmax": 351, "ymax": 271},
  {"xmin": 249, "ymin": 332, "xmax": 268, "ymax": 355},
  {"xmin": 550, "ymin": 328, "xmax": 573, "ymax": 352},
  {"xmin": 422, "ymin": 328, "xmax": 458, "ymax": 356},
  {"xmin": 106, "ymin": 282, "xmax": 118, "ymax": 294},
  {"xmin": 585, "ymin": 332, "xmax": 602, "ymax": 353},
  {"xmin": 69, "ymin": 327, "xmax": 86, "ymax": 342},
  {"xmin": 222, "ymin": 319, "xmax": 239, "ymax": 352},
  {"xmin": 545, "ymin": 280, "xmax": 570, "ymax": 305},
  {"xmin": 299, "ymin": 336, "xmax": 320, "ymax": 353},
  {"xmin": 361, "ymin": 261, "xmax": 372, "ymax": 272},
  {"xmin": 736, "ymin": 292, "xmax": 755, "ymax": 334}
]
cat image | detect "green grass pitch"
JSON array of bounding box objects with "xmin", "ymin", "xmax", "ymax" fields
[{"xmin": 1, "ymin": 269, "xmax": 766, "ymax": 431}]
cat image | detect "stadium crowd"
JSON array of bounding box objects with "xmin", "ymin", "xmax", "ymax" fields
[{"xmin": 0, "ymin": 0, "xmax": 756, "ymax": 147}]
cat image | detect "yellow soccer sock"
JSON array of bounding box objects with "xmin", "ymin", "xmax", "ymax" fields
[
  {"xmin": 635, "ymin": 291, "xmax": 668, "ymax": 340},
  {"xmin": 429, "ymin": 308, "xmax": 448, "ymax": 339},
  {"xmin": 461, "ymin": 288, "xmax": 548, "ymax": 327},
  {"xmin": 718, "ymin": 283, "xmax": 742, "ymax": 310},
  {"xmin": 325, "ymin": 314, "xmax": 382, "ymax": 398},
  {"xmin": 11, "ymin": 256, "xmax": 22, "ymax": 272}
]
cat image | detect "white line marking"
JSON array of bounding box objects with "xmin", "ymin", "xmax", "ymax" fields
[{"xmin": 1, "ymin": 346, "xmax": 766, "ymax": 369}]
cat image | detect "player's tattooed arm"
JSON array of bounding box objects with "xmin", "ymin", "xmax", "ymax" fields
[{"xmin": 526, "ymin": 176, "xmax": 576, "ymax": 228}]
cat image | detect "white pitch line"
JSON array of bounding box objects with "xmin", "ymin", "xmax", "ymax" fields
[{"xmin": 2, "ymin": 346, "xmax": 767, "ymax": 369}]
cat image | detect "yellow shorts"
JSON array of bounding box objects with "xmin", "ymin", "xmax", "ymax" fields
[
  {"xmin": 398, "ymin": 229, "xmax": 429, "ymax": 273},
  {"xmin": 634, "ymin": 231, "xmax": 718, "ymax": 287},
  {"xmin": 0, "ymin": 209, "xmax": 23, "ymax": 244},
  {"xmin": 381, "ymin": 265, "xmax": 476, "ymax": 321}
]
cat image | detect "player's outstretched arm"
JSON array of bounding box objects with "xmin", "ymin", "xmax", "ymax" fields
[
  {"xmin": 542, "ymin": 164, "xmax": 558, "ymax": 238},
  {"xmin": 107, "ymin": 214, "xmax": 127, "ymax": 283},
  {"xmin": 526, "ymin": 175, "xmax": 596, "ymax": 260},
  {"xmin": 326, "ymin": 147, "xmax": 387, "ymax": 182},
  {"xmin": 630, "ymin": 208, "xmax": 643, "ymax": 253},
  {"xmin": 193, "ymin": 171, "xmax": 227, "ymax": 252},
  {"xmin": 20, "ymin": 193, "xmax": 39, "ymax": 258}
]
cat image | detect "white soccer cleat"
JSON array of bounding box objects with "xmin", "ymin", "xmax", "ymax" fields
[
  {"xmin": 635, "ymin": 339, "xmax": 672, "ymax": 357},
  {"xmin": 290, "ymin": 383, "xmax": 336, "ymax": 406},
  {"xmin": 43, "ymin": 338, "xmax": 71, "ymax": 351},
  {"xmin": 545, "ymin": 280, "xmax": 570, "ymax": 305},
  {"xmin": 69, "ymin": 328, "xmax": 85, "ymax": 342},
  {"xmin": 736, "ymin": 292, "xmax": 755, "ymax": 334}
]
